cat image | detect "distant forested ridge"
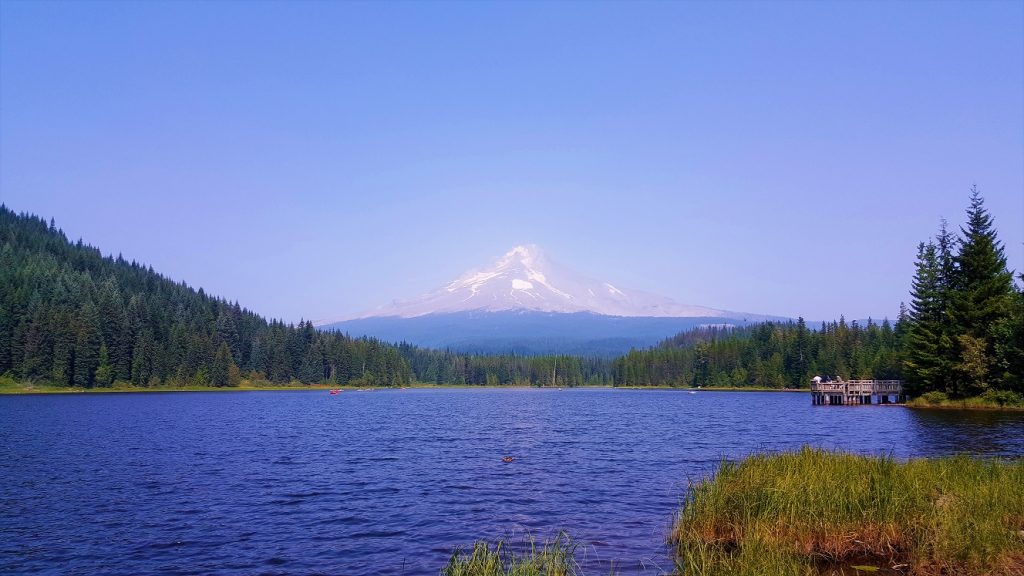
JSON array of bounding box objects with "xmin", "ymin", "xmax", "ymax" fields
[
  {"xmin": 612, "ymin": 318, "xmax": 902, "ymax": 388},
  {"xmin": 3, "ymin": 189, "xmax": 1019, "ymax": 394},
  {"xmin": 396, "ymin": 344, "xmax": 614, "ymax": 387},
  {"xmin": 0, "ymin": 206, "xmax": 614, "ymax": 389},
  {"xmin": 0, "ymin": 207, "xmax": 411, "ymax": 387}
]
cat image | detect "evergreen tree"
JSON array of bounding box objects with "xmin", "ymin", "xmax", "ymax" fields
[
  {"xmin": 210, "ymin": 343, "xmax": 233, "ymax": 388},
  {"xmin": 947, "ymin": 188, "xmax": 1015, "ymax": 395},
  {"xmin": 131, "ymin": 330, "xmax": 154, "ymax": 386},
  {"xmin": 991, "ymin": 279, "xmax": 1024, "ymax": 393},
  {"xmin": 73, "ymin": 302, "xmax": 101, "ymax": 388},
  {"xmin": 299, "ymin": 342, "xmax": 325, "ymax": 384},
  {"xmin": 95, "ymin": 343, "xmax": 113, "ymax": 387},
  {"xmin": 50, "ymin": 309, "xmax": 76, "ymax": 386},
  {"xmin": 903, "ymin": 242, "xmax": 951, "ymax": 395}
]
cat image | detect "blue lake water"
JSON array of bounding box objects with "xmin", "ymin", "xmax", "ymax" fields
[{"xmin": 2, "ymin": 389, "xmax": 1024, "ymax": 575}]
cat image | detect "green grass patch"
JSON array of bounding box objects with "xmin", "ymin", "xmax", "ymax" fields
[
  {"xmin": 906, "ymin": 390, "xmax": 1024, "ymax": 411},
  {"xmin": 671, "ymin": 447, "xmax": 1024, "ymax": 575},
  {"xmin": 441, "ymin": 533, "xmax": 584, "ymax": 576}
]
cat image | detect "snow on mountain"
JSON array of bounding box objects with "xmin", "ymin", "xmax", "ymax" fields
[{"xmin": 344, "ymin": 244, "xmax": 732, "ymax": 320}]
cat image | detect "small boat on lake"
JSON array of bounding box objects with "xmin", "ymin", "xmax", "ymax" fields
[{"xmin": 329, "ymin": 389, "xmax": 342, "ymax": 395}]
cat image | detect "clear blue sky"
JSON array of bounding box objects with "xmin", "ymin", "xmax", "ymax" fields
[{"xmin": 2, "ymin": 1, "xmax": 1021, "ymax": 323}]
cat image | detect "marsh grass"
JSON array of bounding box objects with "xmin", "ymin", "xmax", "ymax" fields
[
  {"xmin": 672, "ymin": 447, "xmax": 1024, "ymax": 575},
  {"xmin": 906, "ymin": 391, "xmax": 1024, "ymax": 411},
  {"xmin": 441, "ymin": 532, "xmax": 583, "ymax": 576}
]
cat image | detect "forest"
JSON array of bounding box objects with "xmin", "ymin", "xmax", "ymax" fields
[
  {"xmin": 1, "ymin": 190, "xmax": 1020, "ymax": 396},
  {"xmin": 612, "ymin": 318, "xmax": 902, "ymax": 388},
  {"xmin": 0, "ymin": 207, "xmax": 411, "ymax": 388},
  {"xmin": 0, "ymin": 206, "xmax": 611, "ymax": 389}
]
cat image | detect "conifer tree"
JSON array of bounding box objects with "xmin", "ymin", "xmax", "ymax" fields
[
  {"xmin": 947, "ymin": 188, "xmax": 1015, "ymax": 395},
  {"xmin": 210, "ymin": 343, "xmax": 233, "ymax": 388},
  {"xmin": 991, "ymin": 279, "xmax": 1024, "ymax": 392},
  {"xmin": 73, "ymin": 302, "xmax": 101, "ymax": 388},
  {"xmin": 299, "ymin": 342, "xmax": 325, "ymax": 384},
  {"xmin": 95, "ymin": 343, "xmax": 113, "ymax": 387},
  {"xmin": 50, "ymin": 309, "xmax": 77, "ymax": 386},
  {"xmin": 903, "ymin": 241, "xmax": 949, "ymax": 395}
]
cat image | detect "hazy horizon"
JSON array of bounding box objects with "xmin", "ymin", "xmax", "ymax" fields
[{"xmin": 2, "ymin": 1, "xmax": 1021, "ymax": 323}]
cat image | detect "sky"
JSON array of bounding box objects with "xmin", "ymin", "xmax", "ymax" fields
[{"xmin": 2, "ymin": 1, "xmax": 1022, "ymax": 324}]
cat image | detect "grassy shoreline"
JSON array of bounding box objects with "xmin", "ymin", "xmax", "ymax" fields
[
  {"xmin": 444, "ymin": 450, "xmax": 1024, "ymax": 575},
  {"xmin": 0, "ymin": 377, "xmax": 809, "ymax": 395},
  {"xmin": 672, "ymin": 448, "xmax": 1024, "ymax": 575},
  {"xmin": 905, "ymin": 391, "xmax": 1024, "ymax": 412}
]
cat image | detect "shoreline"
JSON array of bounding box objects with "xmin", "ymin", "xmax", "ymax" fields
[
  {"xmin": 907, "ymin": 402, "xmax": 1024, "ymax": 412},
  {"xmin": 447, "ymin": 449, "xmax": 1024, "ymax": 575},
  {"xmin": 0, "ymin": 381, "xmax": 809, "ymax": 396},
  {"xmin": 6, "ymin": 382, "xmax": 1023, "ymax": 412}
]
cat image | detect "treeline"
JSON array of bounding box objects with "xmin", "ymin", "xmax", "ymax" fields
[
  {"xmin": 0, "ymin": 206, "xmax": 615, "ymax": 389},
  {"xmin": 4, "ymin": 189, "xmax": 1019, "ymax": 396},
  {"xmin": 0, "ymin": 207, "xmax": 411, "ymax": 388},
  {"xmin": 397, "ymin": 344, "xmax": 614, "ymax": 386},
  {"xmin": 610, "ymin": 189, "xmax": 1023, "ymax": 397},
  {"xmin": 902, "ymin": 189, "xmax": 1023, "ymax": 399},
  {"xmin": 612, "ymin": 318, "xmax": 902, "ymax": 388}
]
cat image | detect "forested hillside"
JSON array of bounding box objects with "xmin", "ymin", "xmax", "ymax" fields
[
  {"xmin": 0, "ymin": 207, "xmax": 411, "ymax": 388},
  {"xmin": 397, "ymin": 345, "xmax": 614, "ymax": 386},
  {"xmin": 3, "ymin": 190, "xmax": 1019, "ymax": 395},
  {"xmin": 0, "ymin": 206, "xmax": 616, "ymax": 389},
  {"xmin": 612, "ymin": 318, "xmax": 902, "ymax": 388}
]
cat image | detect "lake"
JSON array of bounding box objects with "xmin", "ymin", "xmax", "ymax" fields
[{"xmin": 2, "ymin": 389, "xmax": 1023, "ymax": 575}]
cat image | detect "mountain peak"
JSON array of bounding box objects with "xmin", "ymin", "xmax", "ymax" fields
[
  {"xmin": 504, "ymin": 244, "xmax": 541, "ymax": 259},
  {"xmin": 340, "ymin": 245, "xmax": 738, "ymax": 321}
]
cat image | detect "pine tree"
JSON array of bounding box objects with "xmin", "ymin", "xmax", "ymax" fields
[
  {"xmin": 0, "ymin": 302, "xmax": 13, "ymax": 375},
  {"xmin": 50, "ymin": 309, "xmax": 77, "ymax": 386},
  {"xmin": 991, "ymin": 279, "xmax": 1024, "ymax": 393},
  {"xmin": 95, "ymin": 343, "xmax": 114, "ymax": 387},
  {"xmin": 73, "ymin": 302, "xmax": 101, "ymax": 388},
  {"xmin": 210, "ymin": 343, "xmax": 232, "ymax": 388},
  {"xmin": 903, "ymin": 242, "xmax": 950, "ymax": 396},
  {"xmin": 948, "ymin": 188, "xmax": 1015, "ymax": 395},
  {"xmin": 131, "ymin": 330, "xmax": 154, "ymax": 386},
  {"xmin": 299, "ymin": 342, "xmax": 325, "ymax": 384},
  {"xmin": 96, "ymin": 279, "xmax": 129, "ymax": 383}
]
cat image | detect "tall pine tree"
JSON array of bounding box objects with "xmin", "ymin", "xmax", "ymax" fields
[{"xmin": 948, "ymin": 188, "xmax": 1015, "ymax": 395}]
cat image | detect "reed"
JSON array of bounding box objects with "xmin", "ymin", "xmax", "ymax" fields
[
  {"xmin": 441, "ymin": 533, "xmax": 580, "ymax": 576},
  {"xmin": 671, "ymin": 447, "xmax": 1024, "ymax": 575}
]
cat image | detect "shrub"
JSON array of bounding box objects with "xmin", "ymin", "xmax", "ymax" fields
[{"xmin": 919, "ymin": 391, "xmax": 949, "ymax": 405}]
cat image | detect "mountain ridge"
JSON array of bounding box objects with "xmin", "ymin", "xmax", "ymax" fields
[
  {"xmin": 321, "ymin": 245, "xmax": 785, "ymax": 355},
  {"xmin": 327, "ymin": 244, "xmax": 765, "ymax": 323}
]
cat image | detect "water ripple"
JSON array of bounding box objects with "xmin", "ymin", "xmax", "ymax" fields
[{"xmin": 2, "ymin": 389, "xmax": 1023, "ymax": 575}]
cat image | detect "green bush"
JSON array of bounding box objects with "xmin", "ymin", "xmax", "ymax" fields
[
  {"xmin": 919, "ymin": 390, "xmax": 949, "ymax": 405},
  {"xmin": 980, "ymin": 389, "xmax": 1024, "ymax": 407}
]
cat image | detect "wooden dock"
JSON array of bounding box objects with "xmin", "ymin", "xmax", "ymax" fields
[{"xmin": 810, "ymin": 378, "xmax": 904, "ymax": 406}]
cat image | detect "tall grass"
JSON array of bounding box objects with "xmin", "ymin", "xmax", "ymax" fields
[
  {"xmin": 671, "ymin": 447, "xmax": 1024, "ymax": 575},
  {"xmin": 441, "ymin": 533, "xmax": 581, "ymax": 576}
]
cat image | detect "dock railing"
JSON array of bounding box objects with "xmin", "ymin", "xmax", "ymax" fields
[
  {"xmin": 810, "ymin": 379, "xmax": 904, "ymax": 405},
  {"xmin": 810, "ymin": 379, "xmax": 903, "ymax": 394}
]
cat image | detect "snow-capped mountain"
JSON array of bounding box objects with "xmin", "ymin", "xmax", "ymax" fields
[
  {"xmin": 321, "ymin": 245, "xmax": 782, "ymax": 355},
  {"xmin": 346, "ymin": 244, "xmax": 731, "ymax": 320}
]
